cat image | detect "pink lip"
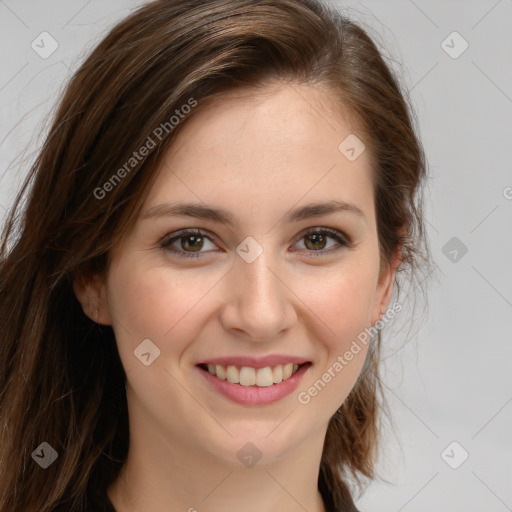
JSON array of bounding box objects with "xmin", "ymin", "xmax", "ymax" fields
[
  {"xmin": 196, "ymin": 354, "xmax": 310, "ymax": 369},
  {"xmin": 196, "ymin": 362, "xmax": 312, "ymax": 406}
]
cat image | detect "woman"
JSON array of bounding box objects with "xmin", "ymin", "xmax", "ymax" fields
[{"xmin": 0, "ymin": 0, "xmax": 431, "ymax": 510}]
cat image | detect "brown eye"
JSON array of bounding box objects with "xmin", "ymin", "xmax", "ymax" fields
[
  {"xmin": 304, "ymin": 232, "xmax": 328, "ymax": 251},
  {"xmin": 180, "ymin": 234, "xmax": 204, "ymax": 252},
  {"xmin": 293, "ymin": 228, "xmax": 351, "ymax": 256},
  {"xmin": 160, "ymin": 229, "xmax": 217, "ymax": 258}
]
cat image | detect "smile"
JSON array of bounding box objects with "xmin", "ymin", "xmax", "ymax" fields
[
  {"xmin": 196, "ymin": 362, "xmax": 312, "ymax": 405},
  {"xmin": 199, "ymin": 362, "xmax": 302, "ymax": 387}
]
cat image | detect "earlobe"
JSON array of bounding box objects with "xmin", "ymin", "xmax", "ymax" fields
[{"xmin": 72, "ymin": 272, "xmax": 111, "ymax": 325}]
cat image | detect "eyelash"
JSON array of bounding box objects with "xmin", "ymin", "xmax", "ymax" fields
[{"xmin": 159, "ymin": 227, "xmax": 352, "ymax": 259}]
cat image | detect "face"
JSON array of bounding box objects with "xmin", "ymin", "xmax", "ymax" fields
[{"xmin": 75, "ymin": 83, "xmax": 396, "ymax": 468}]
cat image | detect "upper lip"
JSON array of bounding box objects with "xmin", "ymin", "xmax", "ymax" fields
[{"xmin": 196, "ymin": 355, "xmax": 311, "ymax": 369}]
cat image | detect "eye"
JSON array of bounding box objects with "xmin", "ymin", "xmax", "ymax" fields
[
  {"xmin": 291, "ymin": 227, "xmax": 351, "ymax": 257},
  {"xmin": 159, "ymin": 227, "xmax": 352, "ymax": 259},
  {"xmin": 159, "ymin": 229, "xmax": 217, "ymax": 259}
]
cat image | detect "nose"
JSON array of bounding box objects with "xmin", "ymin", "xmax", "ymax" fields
[{"xmin": 219, "ymin": 246, "xmax": 297, "ymax": 342}]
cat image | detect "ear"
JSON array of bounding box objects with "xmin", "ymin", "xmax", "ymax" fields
[
  {"xmin": 370, "ymin": 243, "xmax": 402, "ymax": 326},
  {"xmin": 72, "ymin": 271, "xmax": 112, "ymax": 325}
]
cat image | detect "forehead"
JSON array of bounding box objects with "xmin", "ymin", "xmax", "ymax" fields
[{"xmin": 143, "ymin": 83, "xmax": 374, "ymax": 226}]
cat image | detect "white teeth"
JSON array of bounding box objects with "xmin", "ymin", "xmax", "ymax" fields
[
  {"xmin": 216, "ymin": 364, "xmax": 226, "ymax": 380},
  {"xmin": 282, "ymin": 363, "xmax": 293, "ymax": 380},
  {"xmin": 239, "ymin": 367, "xmax": 256, "ymax": 386},
  {"xmin": 226, "ymin": 365, "xmax": 239, "ymax": 384},
  {"xmin": 272, "ymin": 365, "xmax": 283, "ymax": 384},
  {"xmin": 205, "ymin": 362, "xmax": 303, "ymax": 387},
  {"xmin": 256, "ymin": 367, "xmax": 274, "ymax": 387}
]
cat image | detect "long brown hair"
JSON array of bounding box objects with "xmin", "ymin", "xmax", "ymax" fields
[{"xmin": 0, "ymin": 1, "xmax": 431, "ymax": 510}]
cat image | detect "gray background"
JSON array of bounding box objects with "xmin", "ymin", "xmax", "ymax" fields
[{"xmin": 1, "ymin": 0, "xmax": 511, "ymax": 510}]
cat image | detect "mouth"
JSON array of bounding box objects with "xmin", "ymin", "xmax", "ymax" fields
[
  {"xmin": 195, "ymin": 361, "xmax": 312, "ymax": 405},
  {"xmin": 197, "ymin": 361, "xmax": 310, "ymax": 387}
]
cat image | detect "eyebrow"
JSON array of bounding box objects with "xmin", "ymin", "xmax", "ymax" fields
[{"xmin": 142, "ymin": 199, "xmax": 366, "ymax": 225}]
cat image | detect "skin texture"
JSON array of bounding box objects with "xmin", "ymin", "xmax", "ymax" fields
[{"xmin": 74, "ymin": 83, "xmax": 398, "ymax": 512}]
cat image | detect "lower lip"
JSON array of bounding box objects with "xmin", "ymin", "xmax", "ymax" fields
[{"xmin": 196, "ymin": 363, "xmax": 311, "ymax": 406}]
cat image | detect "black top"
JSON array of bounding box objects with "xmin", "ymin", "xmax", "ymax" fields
[{"xmin": 85, "ymin": 485, "xmax": 361, "ymax": 512}]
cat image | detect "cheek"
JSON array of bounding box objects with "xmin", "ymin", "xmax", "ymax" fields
[
  {"xmin": 298, "ymin": 259, "xmax": 378, "ymax": 347},
  {"xmin": 105, "ymin": 257, "xmax": 222, "ymax": 373},
  {"xmin": 295, "ymin": 267, "xmax": 375, "ymax": 413}
]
